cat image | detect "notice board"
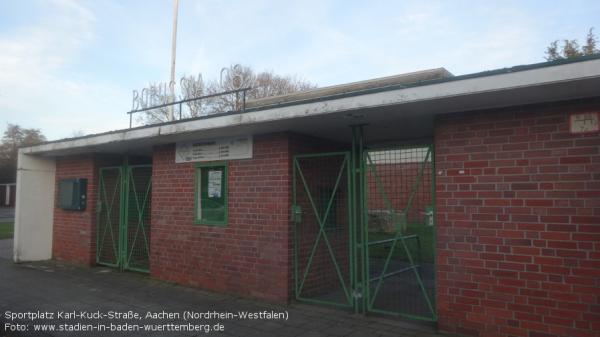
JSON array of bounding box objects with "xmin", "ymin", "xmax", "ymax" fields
[{"xmin": 175, "ymin": 136, "xmax": 252, "ymax": 163}]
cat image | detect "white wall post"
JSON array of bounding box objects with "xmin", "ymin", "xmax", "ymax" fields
[
  {"xmin": 4, "ymin": 184, "xmax": 9, "ymax": 206},
  {"xmin": 13, "ymin": 151, "xmax": 56, "ymax": 262}
]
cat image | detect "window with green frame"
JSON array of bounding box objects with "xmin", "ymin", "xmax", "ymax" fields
[{"xmin": 195, "ymin": 163, "xmax": 228, "ymax": 225}]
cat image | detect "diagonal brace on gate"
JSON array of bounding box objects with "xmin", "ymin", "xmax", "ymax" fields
[
  {"xmin": 98, "ymin": 170, "xmax": 121, "ymax": 263},
  {"xmin": 295, "ymin": 156, "xmax": 352, "ymax": 304},
  {"xmin": 126, "ymin": 169, "xmax": 152, "ymax": 267},
  {"xmin": 366, "ymin": 148, "xmax": 435, "ymax": 317}
]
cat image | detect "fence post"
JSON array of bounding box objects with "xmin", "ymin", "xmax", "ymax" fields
[{"xmin": 242, "ymin": 89, "xmax": 246, "ymax": 112}]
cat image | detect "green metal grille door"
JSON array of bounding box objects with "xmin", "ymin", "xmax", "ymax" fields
[
  {"xmin": 293, "ymin": 152, "xmax": 354, "ymax": 308},
  {"xmin": 97, "ymin": 167, "xmax": 122, "ymax": 267},
  {"xmin": 124, "ymin": 165, "xmax": 152, "ymax": 272},
  {"xmin": 363, "ymin": 145, "xmax": 436, "ymax": 321},
  {"xmin": 96, "ymin": 164, "xmax": 152, "ymax": 273}
]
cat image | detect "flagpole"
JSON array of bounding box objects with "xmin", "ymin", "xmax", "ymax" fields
[{"xmin": 168, "ymin": 0, "xmax": 179, "ymax": 121}]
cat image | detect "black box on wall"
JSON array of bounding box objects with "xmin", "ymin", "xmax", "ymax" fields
[{"xmin": 58, "ymin": 178, "xmax": 87, "ymax": 211}]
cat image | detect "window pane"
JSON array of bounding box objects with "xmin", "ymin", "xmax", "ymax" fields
[{"xmin": 197, "ymin": 166, "xmax": 226, "ymax": 223}]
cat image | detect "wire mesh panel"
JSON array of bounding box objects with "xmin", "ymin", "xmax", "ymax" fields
[
  {"xmin": 97, "ymin": 167, "xmax": 122, "ymax": 267},
  {"xmin": 294, "ymin": 152, "xmax": 353, "ymax": 308},
  {"xmin": 364, "ymin": 145, "xmax": 436, "ymax": 320},
  {"xmin": 97, "ymin": 164, "xmax": 152, "ymax": 272},
  {"xmin": 124, "ymin": 165, "xmax": 152, "ymax": 272}
]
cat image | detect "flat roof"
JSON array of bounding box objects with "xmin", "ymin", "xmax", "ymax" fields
[
  {"xmin": 245, "ymin": 67, "xmax": 453, "ymax": 108},
  {"xmin": 21, "ymin": 54, "xmax": 600, "ymax": 156}
]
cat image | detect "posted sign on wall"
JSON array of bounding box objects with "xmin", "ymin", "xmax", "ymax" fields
[
  {"xmin": 175, "ymin": 136, "xmax": 253, "ymax": 163},
  {"xmin": 569, "ymin": 112, "xmax": 599, "ymax": 134}
]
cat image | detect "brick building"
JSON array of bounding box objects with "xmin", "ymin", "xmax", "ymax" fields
[{"xmin": 14, "ymin": 56, "xmax": 600, "ymax": 337}]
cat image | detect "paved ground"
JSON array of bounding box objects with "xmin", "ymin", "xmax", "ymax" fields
[
  {"xmin": 0, "ymin": 244, "xmax": 444, "ymax": 337},
  {"xmin": 0, "ymin": 208, "xmax": 14, "ymax": 223},
  {"xmin": 0, "ymin": 239, "xmax": 11, "ymax": 260}
]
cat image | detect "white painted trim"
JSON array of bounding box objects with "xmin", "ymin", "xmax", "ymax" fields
[{"xmin": 21, "ymin": 58, "xmax": 600, "ymax": 155}]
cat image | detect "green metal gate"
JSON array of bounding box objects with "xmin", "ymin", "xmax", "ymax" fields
[
  {"xmin": 293, "ymin": 152, "xmax": 354, "ymax": 308},
  {"xmin": 97, "ymin": 165, "xmax": 152, "ymax": 272},
  {"xmin": 293, "ymin": 141, "xmax": 436, "ymax": 321},
  {"xmin": 362, "ymin": 145, "xmax": 436, "ymax": 321},
  {"xmin": 97, "ymin": 167, "xmax": 122, "ymax": 267}
]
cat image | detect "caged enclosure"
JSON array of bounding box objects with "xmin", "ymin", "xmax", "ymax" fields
[
  {"xmin": 292, "ymin": 141, "xmax": 436, "ymax": 321},
  {"xmin": 364, "ymin": 145, "xmax": 436, "ymax": 320}
]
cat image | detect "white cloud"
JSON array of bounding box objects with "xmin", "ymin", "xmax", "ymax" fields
[
  {"xmin": 0, "ymin": 0, "xmax": 594, "ymax": 140},
  {"xmin": 0, "ymin": 0, "xmax": 126, "ymax": 140}
]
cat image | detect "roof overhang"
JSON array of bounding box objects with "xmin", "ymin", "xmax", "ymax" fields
[{"xmin": 21, "ymin": 56, "xmax": 600, "ymax": 157}]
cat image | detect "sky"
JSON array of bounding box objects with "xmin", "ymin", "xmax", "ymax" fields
[{"xmin": 0, "ymin": 0, "xmax": 598, "ymax": 141}]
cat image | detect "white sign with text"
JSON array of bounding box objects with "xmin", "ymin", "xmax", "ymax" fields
[{"xmin": 175, "ymin": 136, "xmax": 253, "ymax": 163}]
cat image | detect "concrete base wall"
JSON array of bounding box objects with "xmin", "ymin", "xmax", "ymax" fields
[{"xmin": 13, "ymin": 152, "xmax": 56, "ymax": 262}]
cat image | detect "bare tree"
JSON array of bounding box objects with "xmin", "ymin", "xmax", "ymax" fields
[
  {"xmin": 583, "ymin": 28, "xmax": 598, "ymax": 55},
  {"xmin": 204, "ymin": 64, "xmax": 317, "ymax": 114},
  {"xmin": 203, "ymin": 64, "xmax": 254, "ymax": 113},
  {"xmin": 252, "ymin": 70, "xmax": 315, "ymax": 98},
  {"xmin": 562, "ymin": 39, "xmax": 582, "ymax": 58},
  {"xmin": 545, "ymin": 27, "xmax": 599, "ymax": 61},
  {"xmin": 545, "ymin": 40, "xmax": 560, "ymax": 61},
  {"xmin": 139, "ymin": 65, "xmax": 316, "ymax": 125},
  {"xmin": 136, "ymin": 74, "xmax": 208, "ymax": 124},
  {"xmin": 180, "ymin": 74, "xmax": 205, "ymax": 117},
  {"xmin": 136, "ymin": 82, "xmax": 171, "ymax": 125}
]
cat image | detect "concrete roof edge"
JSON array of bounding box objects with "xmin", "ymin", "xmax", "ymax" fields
[
  {"xmin": 20, "ymin": 54, "xmax": 600, "ymax": 155},
  {"xmin": 245, "ymin": 67, "xmax": 453, "ymax": 108}
]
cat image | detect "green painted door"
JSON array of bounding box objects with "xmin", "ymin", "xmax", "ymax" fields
[
  {"xmin": 293, "ymin": 152, "xmax": 354, "ymax": 308},
  {"xmin": 96, "ymin": 165, "xmax": 152, "ymax": 272}
]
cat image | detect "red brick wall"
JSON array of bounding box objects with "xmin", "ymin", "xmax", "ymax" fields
[
  {"xmin": 435, "ymin": 102, "xmax": 600, "ymax": 337},
  {"xmin": 150, "ymin": 134, "xmax": 292, "ymax": 302},
  {"xmin": 53, "ymin": 155, "xmax": 97, "ymax": 265}
]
